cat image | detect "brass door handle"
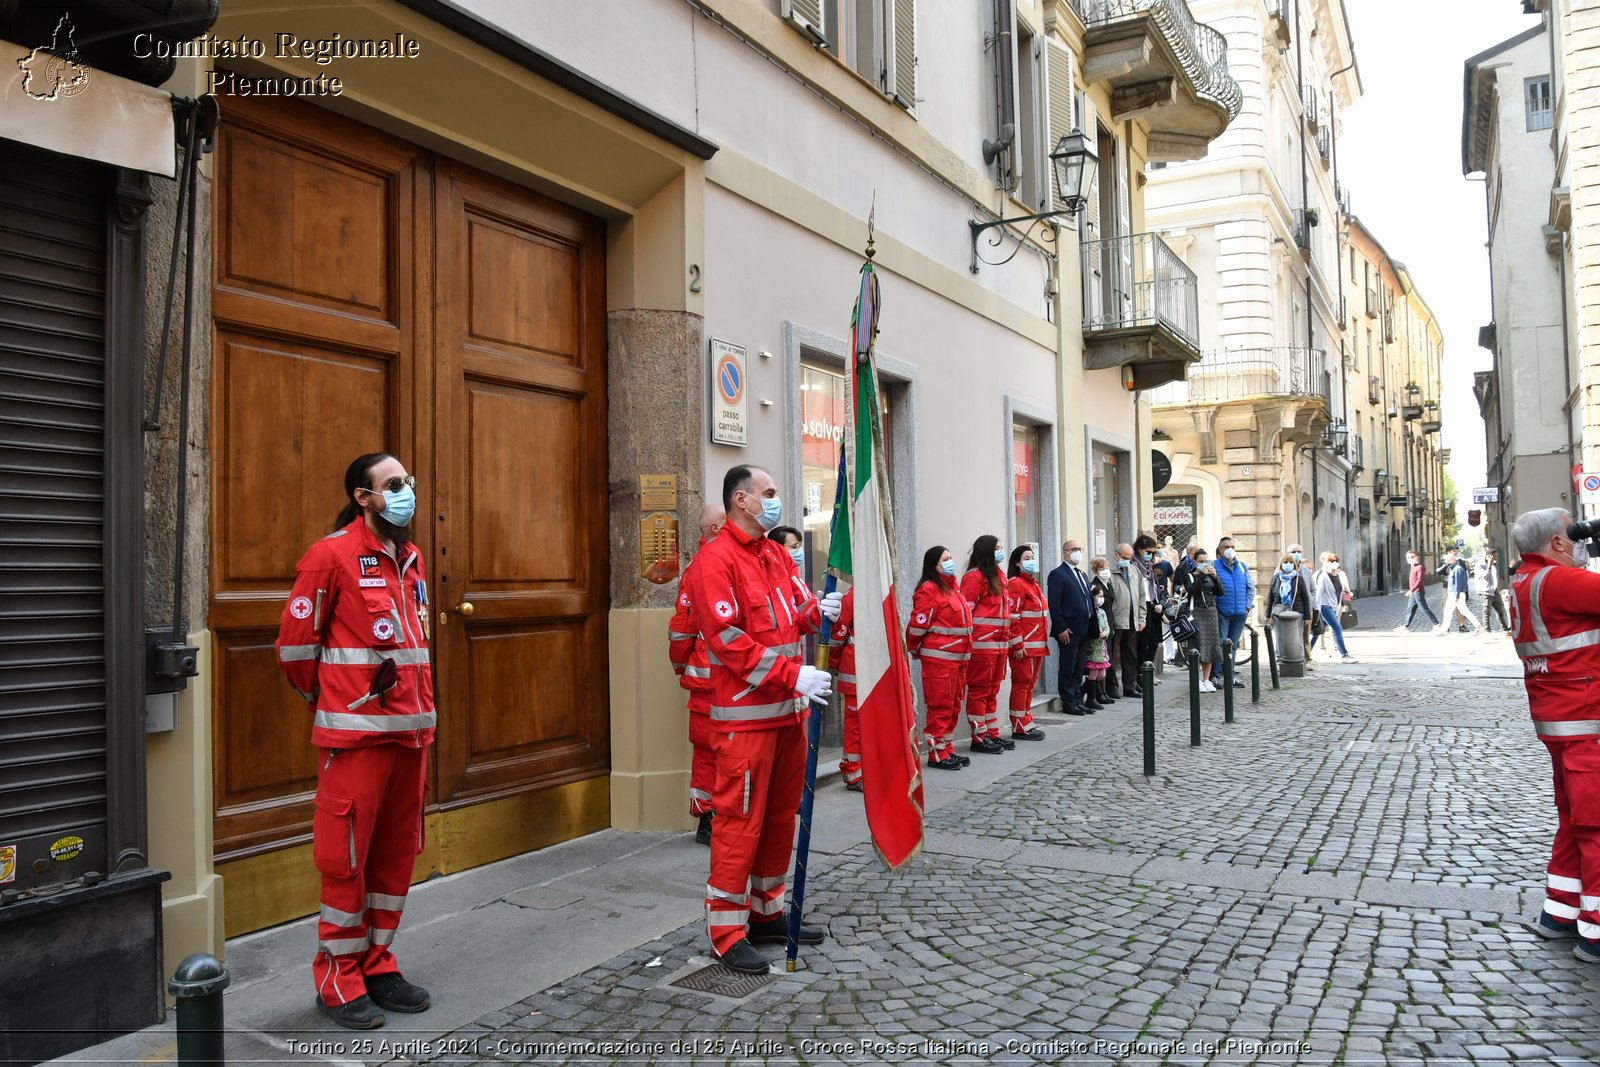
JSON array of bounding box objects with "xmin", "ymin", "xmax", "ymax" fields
[{"xmin": 458, "ymin": 601, "xmax": 475, "ymax": 616}]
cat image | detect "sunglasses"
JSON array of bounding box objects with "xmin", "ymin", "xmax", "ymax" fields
[{"xmin": 361, "ymin": 475, "xmax": 417, "ymax": 494}]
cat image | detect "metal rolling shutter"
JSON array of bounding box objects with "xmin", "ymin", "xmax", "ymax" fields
[{"xmin": 0, "ymin": 140, "xmax": 109, "ymax": 891}]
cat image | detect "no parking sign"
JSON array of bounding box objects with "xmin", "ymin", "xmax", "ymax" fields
[
  {"xmin": 1583, "ymin": 472, "xmax": 1600, "ymax": 505},
  {"xmin": 709, "ymin": 338, "xmax": 747, "ymax": 447}
]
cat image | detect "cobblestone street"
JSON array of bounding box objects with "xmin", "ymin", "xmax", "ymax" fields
[{"xmin": 387, "ymin": 592, "xmax": 1594, "ymax": 1066}]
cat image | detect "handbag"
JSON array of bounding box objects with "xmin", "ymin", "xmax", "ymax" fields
[{"xmin": 1340, "ymin": 603, "xmax": 1358, "ymax": 628}]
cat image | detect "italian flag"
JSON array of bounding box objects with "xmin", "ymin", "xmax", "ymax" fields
[{"xmin": 829, "ymin": 259, "xmax": 924, "ymax": 870}]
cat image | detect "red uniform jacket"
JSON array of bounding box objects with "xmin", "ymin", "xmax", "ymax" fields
[
  {"xmin": 1511, "ymin": 553, "xmax": 1600, "ymax": 733},
  {"xmin": 828, "ymin": 588, "xmax": 857, "ymax": 697},
  {"xmin": 961, "ymin": 569, "xmax": 1010, "ymax": 655},
  {"xmin": 906, "ymin": 576, "xmax": 973, "ymax": 662},
  {"xmin": 1006, "ymin": 575, "xmax": 1048, "ymax": 658},
  {"xmin": 276, "ymin": 519, "xmax": 435, "ymax": 749},
  {"xmin": 681, "ymin": 522, "xmax": 821, "ymax": 731},
  {"xmin": 668, "ymin": 554, "xmax": 712, "ymax": 715}
]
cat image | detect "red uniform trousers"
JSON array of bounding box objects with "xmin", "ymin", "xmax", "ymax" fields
[
  {"xmin": 1008, "ymin": 656, "xmax": 1041, "ymax": 731},
  {"xmin": 689, "ymin": 705, "xmax": 714, "ymax": 817},
  {"xmin": 962, "ymin": 651, "xmax": 1006, "ymax": 739},
  {"xmin": 921, "ymin": 658, "xmax": 967, "ymax": 761},
  {"xmin": 704, "ymin": 719, "xmax": 806, "ymax": 954},
  {"xmin": 1539, "ymin": 735, "xmax": 1600, "ymax": 937},
  {"xmin": 312, "ymin": 742, "xmax": 427, "ymax": 1007},
  {"xmin": 838, "ymin": 692, "xmax": 861, "ymax": 784}
]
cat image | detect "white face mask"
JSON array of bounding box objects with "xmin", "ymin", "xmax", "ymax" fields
[
  {"xmin": 1222, "ymin": 548, "xmax": 1237, "ymax": 561},
  {"xmin": 1068, "ymin": 550, "xmax": 1083, "ymax": 566}
]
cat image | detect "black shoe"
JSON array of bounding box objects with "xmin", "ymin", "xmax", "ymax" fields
[
  {"xmin": 994, "ymin": 735, "xmax": 1016, "ymax": 750},
  {"xmin": 1013, "ymin": 728, "xmax": 1046, "ymax": 741},
  {"xmin": 955, "ymin": 753, "xmax": 971, "ymax": 766},
  {"xmin": 365, "ymin": 972, "xmax": 430, "ymax": 1013},
  {"xmin": 695, "ymin": 812, "xmax": 713, "ymax": 846},
  {"xmin": 716, "ymin": 938, "xmax": 770, "ymax": 974},
  {"xmin": 844, "ymin": 779, "xmax": 864, "ymax": 793},
  {"xmin": 1063, "ymin": 705, "xmax": 1087, "ymax": 716},
  {"xmin": 750, "ymin": 916, "xmax": 825, "ymax": 945},
  {"xmin": 1231, "ymin": 679, "xmax": 1245, "ymax": 688},
  {"xmin": 928, "ymin": 754, "xmax": 964, "ymax": 770},
  {"xmin": 1126, "ymin": 688, "xmax": 1144, "ymax": 699},
  {"xmin": 969, "ymin": 737, "xmax": 1005, "ymax": 754},
  {"xmin": 316, "ymin": 994, "xmax": 385, "ymax": 1030}
]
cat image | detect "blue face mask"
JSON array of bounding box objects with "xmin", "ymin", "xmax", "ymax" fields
[
  {"xmin": 1143, "ymin": 552, "xmax": 1154, "ymax": 562},
  {"xmin": 746, "ymin": 494, "xmax": 783, "ymax": 531},
  {"xmin": 993, "ymin": 549, "xmax": 1006, "ymax": 563},
  {"xmin": 939, "ymin": 559, "xmax": 957, "ymax": 576},
  {"xmin": 1282, "ymin": 562, "xmax": 1294, "ymax": 573},
  {"xmin": 789, "ymin": 547, "xmax": 804, "ymax": 567},
  {"xmin": 1292, "ymin": 551, "xmax": 1304, "ymax": 562},
  {"xmin": 377, "ymin": 483, "xmax": 416, "ymax": 527},
  {"xmin": 1022, "ymin": 559, "xmax": 1039, "ymax": 575},
  {"xmin": 1119, "ymin": 559, "xmax": 1131, "ymax": 569}
]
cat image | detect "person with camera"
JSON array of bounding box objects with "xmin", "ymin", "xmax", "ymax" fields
[
  {"xmin": 1433, "ymin": 547, "xmax": 1483, "ymax": 636},
  {"xmin": 1508, "ymin": 508, "xmax": 1600, "ymax": 959},
  {"xmin": 1479, "ymin": 549, "xmax": 1512, "ymax": 634},
  {"xmin": 1132, "ymin": 534, "xmax": 1166, "ymax": 679}
]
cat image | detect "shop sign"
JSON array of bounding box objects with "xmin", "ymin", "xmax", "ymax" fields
[
  {"xmin": 1152, "ymin": 502, "xmax": 1195, "ymax": 525},
  {"xmin": 1471, "ymin": 487, "xmax": 1499, "ymax": 504}
]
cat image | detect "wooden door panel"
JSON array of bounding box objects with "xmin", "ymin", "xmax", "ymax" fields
[
  {"xmin": 466, "ymin": 217, "xmax": 580, "ymax": 362},
  {"xmin": 212, "ymin": 631, "xmax": 315, "ymax": 857},
  {"xmin": 463, "ymin": 621, "xmax": 584, "ymax": 748}
]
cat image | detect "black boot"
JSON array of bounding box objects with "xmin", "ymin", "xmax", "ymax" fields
[
  {"xmin": 695, "ymin": 811, "xmax": 713, "ymax": 846},
  {"xmin": 1086, "ymin": 680, "xmax": 1106, "ymax": 710}
]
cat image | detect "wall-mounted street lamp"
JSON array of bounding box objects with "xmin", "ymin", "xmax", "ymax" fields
[{"xmin": 970, "ymin": 130, "xmax": 1099, "ymax": 273}]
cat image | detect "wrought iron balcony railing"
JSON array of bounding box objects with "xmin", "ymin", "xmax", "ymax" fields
[
  {"xmin": 1147, "ymin": 346, "xmax": 1331, "ymax": 407},
  {"xmin": 1081, "ymin": 231, "xmax": 1200, "ymax": 350},
  {"xmin": 1075, "ymin": 0, "xmax": 1243, "ymax": 121}
]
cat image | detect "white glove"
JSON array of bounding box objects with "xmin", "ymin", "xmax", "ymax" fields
[
  {"xmin": 796, "ymin": 665, "xmax": 834, "ymax": 702},
  {"xmin": 819, "ymin": 590, "xmax": 844, "ymax": 622}
]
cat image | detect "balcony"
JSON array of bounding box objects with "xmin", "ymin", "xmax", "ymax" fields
[
  {"xmin": 1082, "ymin": 231, "xmax": 1201, "ymax": 389},
  {"xmin": 1302, "ymin": 85, "xmax": 1320, "ymax": 128},
  {"xmin": 1147, "ymin": 346, "xmax": 1333, "ymax": 438},
  {"xmin": 1367, "ymin": 374, "xmax": 1380, "ymax": 405},
  {"xmin": 1315, "ymin": 124, "xmax": 1331, "ymax": 165},
  {"xmin": 1076, "ymin": 0, "xmax": 1242, "ymax": 162}
]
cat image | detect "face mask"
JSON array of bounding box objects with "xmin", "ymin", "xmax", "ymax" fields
[
  {"xmin": 374, "ymin": 483, "xmax": 416, "ymax": 527},
  {"xmin": 745, "ymin": 493, "xmax": 783, "ymax": 531},
  {"xmin": 1094, "ymin": 597, "xmax": 1105, "ymax": 608},
  {"xmin": 1572, "ymin": 542, "xmax": 1591, "ymax": 568},
  {"xmin": 1282, "ymin": 563, "xmax": 1294, "ymax": 573},
  {"xmin": 789, "ymin": 547, "xmax": 804, "ymax": 567},
  {"xmin": 1068, "ymin": 550, "xmax": 1083, "ymax": 565},
  {"xmin": 1094, "ymin": 569, "xmax": 1107, "ymax": 579},
  {"xmin": 1223, "ymin": 548, "xmax": 1237, "ymax": 561},
  {"xmin": 994, "ymin": 549, "xmax": 1006, "ymax": 563},
  {"xmin": 1292, "ymin": 551, "xmax": 1303, "ymax": 561},
  {"xmin": 939, "ymin": 559, "xmax": 957, "ymax": 576},
  {"xmin": 1142, "ymin": 552, "xmax": 1154, "ymax": 562},
  {"xmin": 1195, "ymin": 559, "xmax": 1207, "ymax": 567},
  {"xmin": 1119, "ymin": 559, "xmax": 1131, "ymax": 569},
  {"xmin": 1022, "ymin": 559, "xmax": 1039, "ymax": 575}
]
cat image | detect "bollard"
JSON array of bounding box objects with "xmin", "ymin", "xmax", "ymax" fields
[
  {"xmin": 1141, "ymin": 660, "xmax": 1156, "ymax": 777},
  {"xmin": 1264, "ymin": 622, "xmax": 1280, "ymax": 690},
  {"xmin": 1273, "ymin": 609, "xmax": 1305, "ymax": 679},
  {"xmin": 1188, "ymin": 646, "xmax": 1201, "ymax": 747},
  {"xmin": 169, "ymin": 953, "xmax": 230, "ymax": 1066},
  {"xmin": 1221, "ymin": 639, "xmax": 1235, "ymax": 725},
  {"xmin": 1250, "ymin": 626, "xmax": 1261, "ymax": 704}
]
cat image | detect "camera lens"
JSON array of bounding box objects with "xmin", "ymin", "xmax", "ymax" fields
[{"xmin": 1569, "ymin": 520, "xmax": 1600, "ymax": 541}]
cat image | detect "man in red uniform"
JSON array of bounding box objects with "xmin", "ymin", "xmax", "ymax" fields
[
  {"xmin": 1508, "ymin": 507, "xmax": 1600, "ymax": 961},
  {"xmin": 276, "ymin": 453, "xmax": 434, "ymax": 1030},
  {"xmin": 668, "ymin": 504, "xmax": 725, "ymax": 844},
  {"xmin": 682, "ymin": 464, "xmax": 840, "ymax": 974}
]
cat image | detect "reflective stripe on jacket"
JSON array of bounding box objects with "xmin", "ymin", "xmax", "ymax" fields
[
  {"xmin": 1006, "ymin": 575, "xmax": 1048, "ymax": 658},
  {"xmin": 960, "ymin": 568, "xmax": 1010, "ymax": 653},
  {"xmin": 828, "ymin": 588, "xmax": 857, "ymax": 696},
  {"xmin": 276, "ymin": 518, "xmax": 435, "ymax": 749},
  {"xmin": 1512, "ymin": 554, "xmax": 1600, "ymax": 730},
  {"xmin": 907, "ymin": 576, "xmax": 973, "ymax": 662},
  {"xmin": 668, "ymin": 554, "xmax": 712, "ymax": 715}
]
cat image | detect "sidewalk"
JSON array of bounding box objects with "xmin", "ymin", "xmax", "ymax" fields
[{"xmin": 63, "ymin": 598, "xmax": 1569, "ymax": 1065}]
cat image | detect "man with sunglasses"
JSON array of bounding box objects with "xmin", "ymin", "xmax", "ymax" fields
[{"xmin": 276, "ymin": 453, "xmax": 435, "ymax": 1030}]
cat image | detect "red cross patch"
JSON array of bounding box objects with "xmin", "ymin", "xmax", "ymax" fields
[
  {"xmin": 714, "ymin": 601, "xmax": 735, "ymax": 620},
  {"xmin": 289, "ymin": 596, "xmax": 312, "ymax": 620}
]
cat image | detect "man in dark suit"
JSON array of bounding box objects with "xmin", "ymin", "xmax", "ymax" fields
[{"xmin": 1047, "ymin": 538, "xmax": 1096, "ymax": 715}]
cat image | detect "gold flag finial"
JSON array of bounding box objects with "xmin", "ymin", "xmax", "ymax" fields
[{"xmin": 865, "ymin": 193, "xmax": 877, "ymax": 261}]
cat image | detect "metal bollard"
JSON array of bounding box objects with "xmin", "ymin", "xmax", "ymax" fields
[
  {"xmin": 1250, "ymin": 626, "xmax": 1261, "ymax": 704},
  {"xmin": 169, "ymin": 952, "xmax": 230, "ymax": 1066},
  {"xmin": 1141, "ymin": 660, "xmax": 1156, "ymax": 776},
  {"xmin": 1187, "ymin": 646, "xmax": 1201, "ymax": 747},
  {"xmin": 1264, "ymin": 623, "xmax": 1280, "ymax": 689},
  {"xmin": 1221, "ymin": 639, "xmax": 1235, "ymax": 725}
]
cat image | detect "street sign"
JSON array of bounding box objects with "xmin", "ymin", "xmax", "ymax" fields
[
  {"xmin": 1151, "ymin": 450, "xmax": 1173, "ymax": 493},
  {"xmin": 709, "ymin": 339, "xmax": 747, "ymax": 446},
  {"xmin": 1582, "ymin": 472, "xmax": 1600, "ymax": 505},
  {"xmin": 1471, "ymin": 487, "xmax": 1499, "ymax": 504}
]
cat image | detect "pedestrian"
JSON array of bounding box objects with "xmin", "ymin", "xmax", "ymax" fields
[
  {"xmin": 1108, "ymin": 544, "xmax": 1147, "ymax": 699},
  {"xmin": 1155, "ymin": 546, "xmax": 1179, "ymax": 667},
  {"xmin": 1212, "ymin": 536, "xmax": 1254, "ymax": 685},
  {"xmin": 1089, "ymin": 557, "xmax": 1119, "ymax": 699},
  {"xmin": 908, "ymin": 546, "xmax": 974, "ymax": 769},
  {"xmin": 1507, "ymin": 507, "xmax": 1600, "ymax": 959},
  {"xmin": 1309, "ymin": 552, "xmax": 1358, "ymax": 662},
  {"xmin": 1287, "ymin": 542, "xmax": 1316, "ymax": 656},
  {"xmin": 828, "ymin": 587, "xmax": 862, "ymax": 791},
  {"xmin": 1480, "ymin": 549, "xmax": 1511, "ymax": 633},
  {"xmin": 681, "ymin": 464, "xmax": 839, "ymax": 975},
  {"xmin": 1393, "ymin": 549, "xmax": 1441, "ymax": 631},
  {"xmin": 1004, "ymin": 546, "xmax": 1049, "ymax": 737},
  {"xmin": 1434, "ymin": 547, "xmax": 1483, "ymax": 635},
  {"xmin": 1084, "ymin": 586, "xmax": 1112, "ymax": 705},
  {"xmin": 960, "ymin": 535, "xmax": 1013, "ymax": 755},
  {"xmin": 1132, "ymin": 534, "xmax": 1166, "ymax": 679},
  {"xmin": 1269, "ymin": 551, "xmax": 1314, "ymax": 671},
  {"xmin": 667, "ymin": 504, "xmax": 725, "ymax": 844},
  {"xmin": 1177, "ymin": 546, "xmax": 1224, "ymax": 691},
  {"xmin": 275, "ymin": 453, "xmax": 435, "ymax": 1030},
  {"xmin": 1046, "ymin": 539, "xmax": 1096, "ymax": 715}
]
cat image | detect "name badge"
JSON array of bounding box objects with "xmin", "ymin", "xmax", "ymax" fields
[{"xmin": 359, "ymin": 577, "xmax": 387, "ymax": 588}]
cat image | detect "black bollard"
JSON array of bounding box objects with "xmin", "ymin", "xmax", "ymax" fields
[
  {"xmin": 1221, "ymin": 639, "xmax": 1235, "ymax": 724},
  {"xmin": 1250, "ymin": 626, "xmax": 1261, "ymax": 704},
  {"xmin": 1264, "ymin": 622, "xmax": 1280, "ymax": 690},
  {"xmin": 1141, "ymin": 660, "xmax": 1156, "ymax": 777},
  {"xmin": 1188, "ymin": 646, "xmax": 1201, "ymax": 747},
  {"xmin": 169, "ymin": 952, "xmax": 230, "ymax": 1066}
]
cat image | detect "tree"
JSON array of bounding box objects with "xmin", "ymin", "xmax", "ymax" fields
[{"xmin": 1442, "ymin": 471, "xmax": 1461, "ymax": 544}]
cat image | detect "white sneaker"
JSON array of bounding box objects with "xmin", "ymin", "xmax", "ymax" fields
[
  {"xmin": 1199, "ymin": 679, "xmax": 1216, "ymax": 692},
  {"xmin": 1341, "ymin": 655, "xmax": 1359, "ymax": 663},
  {"xmin": 1391, "ymin": 625, "xmax": 1408, "ymax": 633}
]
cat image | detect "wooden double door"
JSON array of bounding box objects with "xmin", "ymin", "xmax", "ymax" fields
[{"xmin": 209, "ymin": 96, "xmax": 610, "ymax": 934}]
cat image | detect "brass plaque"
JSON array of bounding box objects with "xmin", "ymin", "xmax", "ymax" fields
[
  {"xmin": 640, "ymin": 474, "xmax": 678, "ymax": 511},
  {"xmin": 640, "ymin": 512, "xmax": 680, "ymax": 584}
]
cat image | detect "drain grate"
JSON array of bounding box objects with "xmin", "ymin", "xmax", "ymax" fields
[{"xmin": 667, "ymin": 963, "xmax": 778, "ymax": 999}]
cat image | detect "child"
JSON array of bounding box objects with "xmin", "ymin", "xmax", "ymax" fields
[{"xmin": 1084, "ymin": 587, "xmax": 1111, "ymax": 709}]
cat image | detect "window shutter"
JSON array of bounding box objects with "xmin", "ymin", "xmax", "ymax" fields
[
  {"xmin": 885, "ymin": 0, "xmax": 917, "ymax": 111},
  {"xmin": 781, "ymin": 0, "xmax": 825, "ymax": 44},
  {"xmin": 1079, "ymin": 91, "xmax": 1101, "ymax": 239},
  {"xmin": 1079, "ymin": 89, "xmax": 1104, "ymax": 326},
  {"xmin": 1045, "ymin": 37, "xmax": 1076, "ymax": 211}
]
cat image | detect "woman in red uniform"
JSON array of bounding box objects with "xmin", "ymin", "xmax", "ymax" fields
[
  {"xmin": 960, "ymin": 535, "xmax": 1012, "ymax": 755},
  {"xmin": 906, "ymin": 546, "xmax": 972, "ymax": 770},
  {"xmin": 1005, "ymin": 545, "xmax": 1049, "ymax": 741},
  {"xmin": 828, "ymin": 587, "xmax": 862, "ymax": 792}
]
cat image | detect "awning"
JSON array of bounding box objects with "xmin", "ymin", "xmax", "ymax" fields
[{"xmin": 0, "ymin": 38, "xmax": 175, "ymax": 176}]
